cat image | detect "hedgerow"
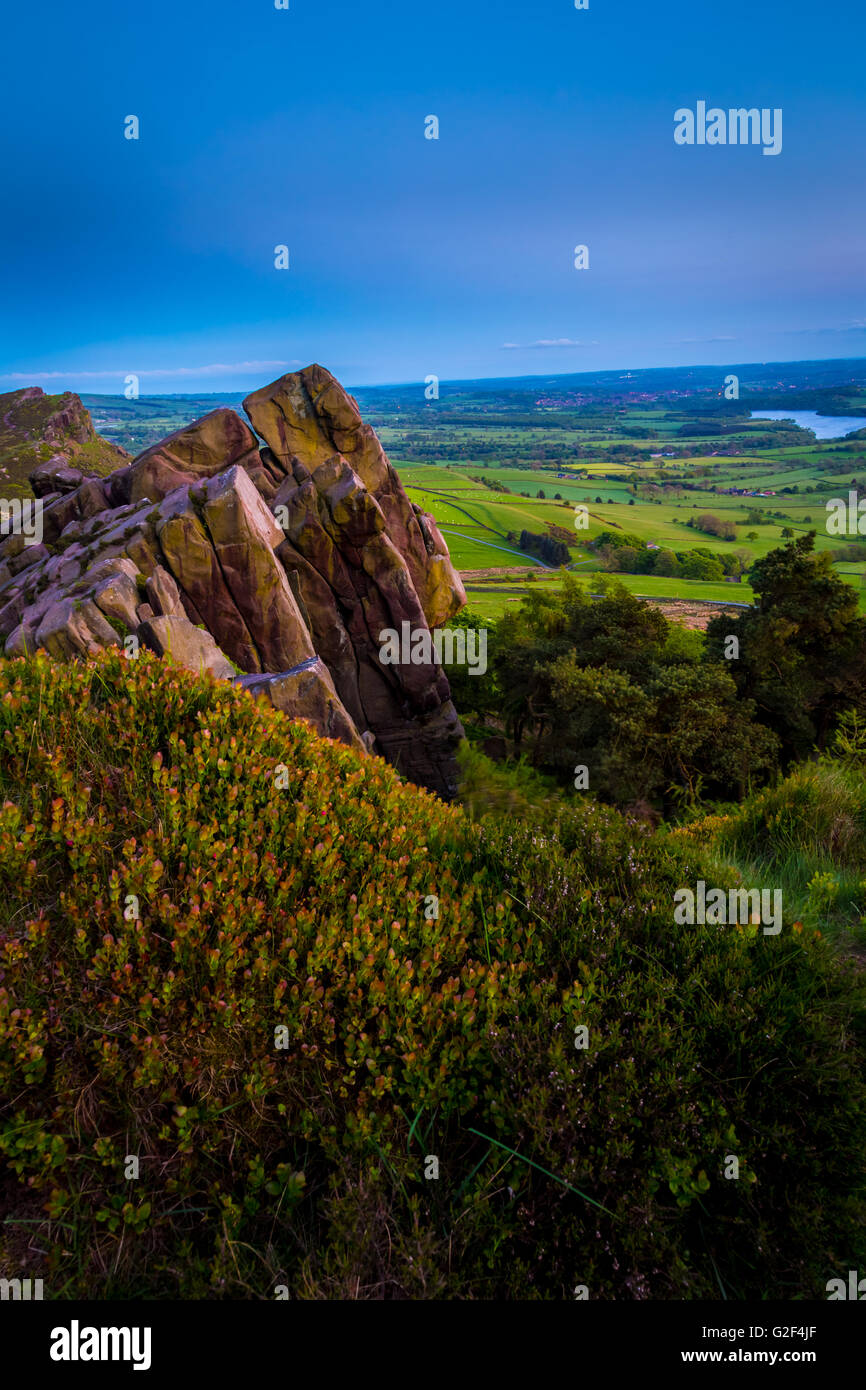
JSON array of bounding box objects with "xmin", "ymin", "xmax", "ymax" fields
[{"xmin": 0, "ymin": 650, "xmax": 864, "ymax": 1298}]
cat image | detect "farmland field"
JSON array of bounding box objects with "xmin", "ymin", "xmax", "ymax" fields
[{"xmin": 365, "ymin": 372, "xmax": 866, "ymax": 619}]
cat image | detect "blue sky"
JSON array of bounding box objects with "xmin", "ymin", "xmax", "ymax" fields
[{"xmin": 1, "ymin": 0, "xmax": 864, "ymax": 392}]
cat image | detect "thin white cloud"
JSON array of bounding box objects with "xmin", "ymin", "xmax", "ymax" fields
[
  {"xmin": 772, "ymin": 323, "xmax": 866, "ymax": 337},
  {"xmin": 501, "ymin": 338, "xmax": 598, "ymax": 350},
  {"xmin": 674, "ymin": 336, "xmax": 738, "ymax": 344},
  {"xmin": 0, "ymin": 360, "xmax": 301, "ymax": 382}
]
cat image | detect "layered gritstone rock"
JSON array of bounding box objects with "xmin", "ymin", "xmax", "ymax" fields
[
  {"xmin": 0, "ymin": 367, "xmax": 467, "ymax": 797},
  {"xmin": 244, "ymin": 365, "xmax": 467, "ymax": 628}
]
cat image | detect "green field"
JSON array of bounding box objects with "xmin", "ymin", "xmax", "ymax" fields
[
  {"xmin": 401, "ymin": 472, "xmax": 866, "ymax": 576},
  {"xmin": 392, "ymin": 404, "xmax": 866, "ymax": 609},
  {"xmin": 462, "ymin": 572, "xmax": 756, "ymax": 620}
]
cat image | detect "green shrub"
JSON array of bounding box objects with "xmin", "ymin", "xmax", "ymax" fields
[{"xmin": 0, "ymin": 651, "xmax": 864, "ymax": 1299}]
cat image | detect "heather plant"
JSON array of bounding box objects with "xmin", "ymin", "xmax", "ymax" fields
[{"xmin": 0, "ymin": 650, "xmax": 864, "ymax": 1299}]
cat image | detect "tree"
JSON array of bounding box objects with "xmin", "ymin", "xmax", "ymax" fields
[
  {"xmin": 489, "ymin": 575, "xmax": 778, "ymax": 808},
  {"xmin": 781, "ymin": 527, "xmax": 794, "ymax": 538},
  {"xmin": 705, "ymin": 533, "xmax": 866, "ymax": 762},
  {"xmin": 732, "ymin": 550, "xmax": 752, "ymax": 577},
  {"xmin": 520, "ymin": 530, "xmax": 569, "ymax": 566},
  {"xmin": 680, "ymin": 550, "xmax": 724, "ymax": 581},
  {"xmin": 652, "ymin": 548, "xmax": 681, "ymax": 578},
  {"xmin": 438, "ymin": 608, "xmax": 499, "ymax": 723},
  {"xmin": 692, "ymin": 512, "xmax": 737, "ymax": 541},
  {"xmin": 643, "ymin": 662, "xmax": 778, "ymax": 802},
  {"xmin": 611, "ymin": 546, "xmax": 639, "ymax": 573}
]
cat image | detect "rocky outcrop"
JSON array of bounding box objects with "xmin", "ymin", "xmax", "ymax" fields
[
  {"xmin": 235, "ymin": 657, "xmax": 366, "ymax": 755},
  {"xmin": 0, "ymin": 387, "xmax": 129, "ymax": 496},
  {"xmin": 0, "ymin": 367, "xmax": 468, "ymax": 797},
  {"xmin": 106, "ymin": 409, "xmax": 261, "ymax": 507},
  {"xmin": 138, "ymin": 615, "xmax": 238, "ymax": 680},
  {"xmin": 244, "ymin": 366, "xmax": 467, "ymax": 628}
]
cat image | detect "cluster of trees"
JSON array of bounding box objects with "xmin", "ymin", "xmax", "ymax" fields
[
  {"xmin": 687, "ymin": 511, "xmax": 738, "ymax": 540},
  {"xmin": 704, "ymin": 534, "xmax": 866, "ymax": 764},
  {"xmin": 746, "ymin": 430, "xmax": 815, "ymax": 450},
  {"xmin": 484, "ymin": 576, "xmax": 777, "ymax": 807},
  {"xmin": 468, "ymin": 473, "xmax": 511, "ymax": 493},
  {"xmin": 513, "ymin": 529, "xmax": 571, "ymax": 566},
  {"xmin": 608, "ymin": 545, "xmax": 745, "ymax": 581},
  {"xmin": 826, "ymin": 455, "xmax": 866, "ymax": 471},
  {"xmin": 590, "ymin": 529, "xmax": 747, "ymax": 580},
  {"xmin": 450, "ymin": 535, "xmax": 866, "ymax": 812}
]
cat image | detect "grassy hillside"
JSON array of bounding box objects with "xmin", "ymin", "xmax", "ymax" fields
[
  {"xmin": 1, "ymin": 650, "xmax": 864, "ymax": 1299},
  {"xmin": 0, "ymin": 389, "xmax": 128, "ymax": 498},
  {"xmin": 396, "ymin": 456, "xmax": 866, "ymax": 609},
  {"xmin": 673, "ymin": 714, "xmax": 866, "ymax": 952}
]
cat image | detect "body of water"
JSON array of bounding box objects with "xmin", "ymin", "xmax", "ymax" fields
[{"xmin": 750, "ymin": 410, "xmax": 866, "ymax": 440}]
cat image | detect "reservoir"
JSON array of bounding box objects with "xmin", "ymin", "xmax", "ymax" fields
[{"xmin": 750, "ymin": 409, "xmax": 866, "ymax": 440}]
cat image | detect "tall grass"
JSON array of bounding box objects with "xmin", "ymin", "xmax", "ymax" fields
[{"xmin": 674, "ymin": 713, "xmax": 866, "ymax": 947}]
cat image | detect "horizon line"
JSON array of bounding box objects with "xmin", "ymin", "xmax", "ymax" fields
[{"xmin": 5, "ymin": 352, "xmax": 866, "ymax": 400}]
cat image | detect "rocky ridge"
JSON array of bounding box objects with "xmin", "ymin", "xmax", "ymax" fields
[
  {"xmin": 0, "ymin": 367, "xmax": 467, "ymax": 797},
  {"xmin": 0, "ymin": 387, "xmax": 130, "ymax": 495}
]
